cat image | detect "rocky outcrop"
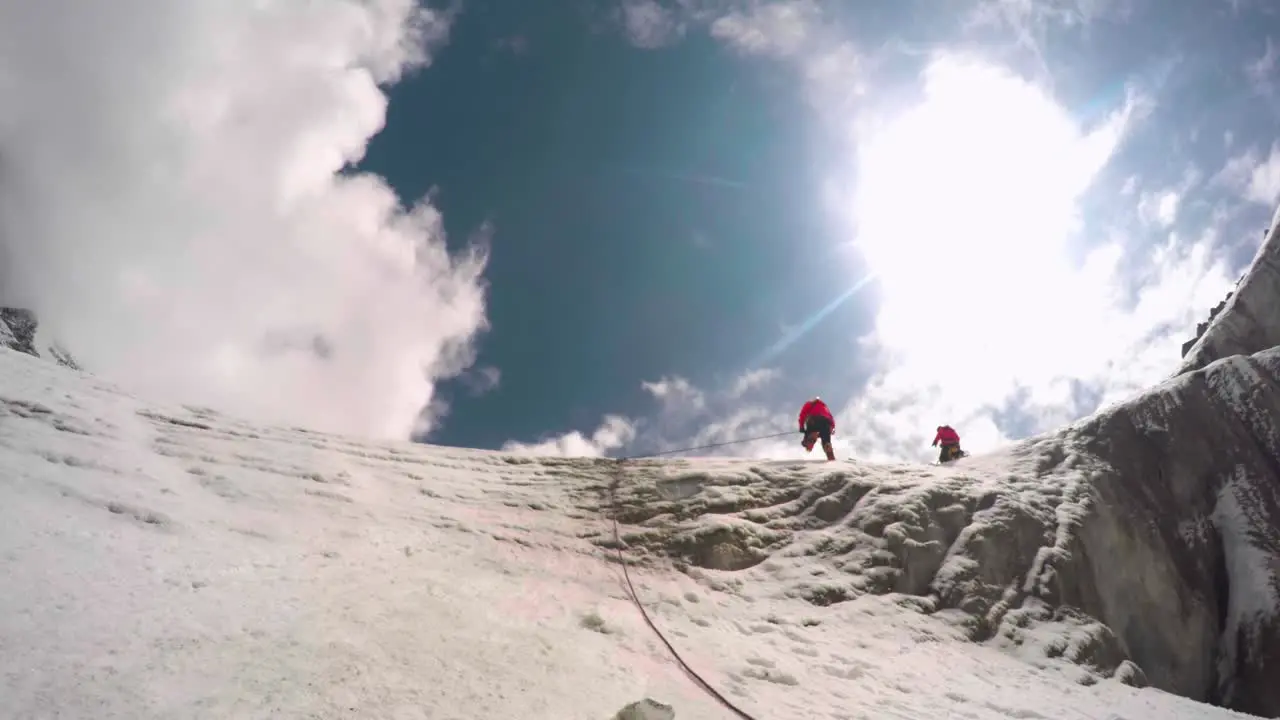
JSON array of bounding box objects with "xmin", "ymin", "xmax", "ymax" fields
[
  {"xmin": 0, "ymin": 307, "xmax": 38, "ymax": 356},
  {"xmin": 611, "ymin": 699, "xmax": 675, "ymax": 720},
  {"xmin": 1182, "ymin": 290, "xmax": 1233, "ymax": 358},
  {"xmin": 0, "ymin": 307, "xmax": 81, "ymax": 370},
  {"xmin": 602, "ymin": 347, "xmax": 1280, "ymax": 716},
  {"xmin": 1068, "ymin": 349, "xmax": 1280, "ymax": 714},
  {"xmin": 1180, "ymin": 221, "xmax": 1280, "ymax": 374}
]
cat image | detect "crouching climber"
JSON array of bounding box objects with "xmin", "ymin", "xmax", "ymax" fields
[
  {"xmin": 932, "ymin": 424, "xmax": 965, "ymax": 463},
  {"xmin": 798, "ymin": 396, "xmax": 836, "ymax": 461}
]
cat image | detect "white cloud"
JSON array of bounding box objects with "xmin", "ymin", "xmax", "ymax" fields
[
  {"xmin": 501, "ymin": 415, "xmax": 636, "ymax": 458},
  {"xmin": 641, "ymin": 375, "xmax": 707, "ymax": 412},
  {"xmin": 627, "ymin": 369, "xmax": 832, "ymax": 459},
  {"xmin": 1247, "ymin": 37, "xmax": 1278, "ymax": 94},
  {"xmin": 708, "ymin": 0, "xmax": 865, "ymax": 116},
  {"xmin": 618, "ymin": 0, "xmax": 686, "ymax": 49},
  {"xmin": 459, "ymin": 366, "xmax": 502, "ymax": 396},
  {"xmin": 968, "ymin": 0, "xmax": 1134, "ymax": 37},
  {"xmin": 0, "ymin": 0, "xmax": 489, "ymax": 440},
  {"xmin": 1249, "ymin": 146, "xmax": 1280, "ymax": 205},
  {"xmin": 1216, "ymin": 144, "xmax": 1280, "ymax": 206},
  {"xmin": 1138, "ymin": 190, "xmax": 1181, "ymax": 228},
  {"xmin": 729, "ymin": 367, "xmax": 780, "ymax": 397},
  {"xmin": 506, "ymin": 365, "xmax": 815, "ymax": 461},
  {"xmin": 1136, "ymin": 170, "xmax": 1200, "ymax": 229},
  {"xmin": 709, "ymin": 0, "xmax": 819, "ymax": 58}
]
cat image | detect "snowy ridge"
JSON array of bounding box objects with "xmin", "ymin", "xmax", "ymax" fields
[
  {"xmin": 1, "ymin": 347, "xmax": 1272, "ymax": 719},
  {"xmin": 1179, "ymin": 215, "xmax": 1280, "ymax": 375}
]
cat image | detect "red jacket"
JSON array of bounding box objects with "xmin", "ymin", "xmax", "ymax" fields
[
  {"xmin": 798, "ymin": 400, "xmax": 835, "ymax": 431},
  {"xmin": 933, "ymin": 426, "xmax": 960, "ymax": 446}
]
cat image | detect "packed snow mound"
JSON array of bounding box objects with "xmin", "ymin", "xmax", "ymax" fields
[
  {"xmin": 601, "ymin": 347, "xmax": 1280, "ymax": 717},
  {"xmin": 0, "ymin": 347, "xmax": 1266, "ymax": 720}
]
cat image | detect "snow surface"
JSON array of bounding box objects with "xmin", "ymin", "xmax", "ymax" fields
[{"xmin": 0, "ymin": 348, "xmax": 1261, "ymax": 719}]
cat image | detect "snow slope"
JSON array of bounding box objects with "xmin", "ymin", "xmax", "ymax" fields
[{"xmin": 0, "ymin": 348, "xmax": 1262, "ymax": 719}]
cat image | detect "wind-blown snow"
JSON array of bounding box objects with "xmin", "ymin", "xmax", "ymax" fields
[{"xmin": 0, "ymin": 348, "xmax": 1259, "ymax": 719}]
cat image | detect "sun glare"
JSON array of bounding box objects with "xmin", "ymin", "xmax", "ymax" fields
[{"xmin": 851, "ymin": 56, "xmax": 1131, "ymax": 406}]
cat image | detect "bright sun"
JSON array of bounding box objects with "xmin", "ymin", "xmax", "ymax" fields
[{"xmin": 851, "ymin": 55, "xmax": 1131, "ymax": 405}]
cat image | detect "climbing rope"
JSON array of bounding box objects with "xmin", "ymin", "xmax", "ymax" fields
[
  {"xmin": 607, "ymin": 462, "xmax": 758, "ymax": 720},
  {"xmin": 616, "ymin": 429, "xmax": 796, "ymax": 461},
  {"xmin": 604, "ymin": 429, "xmax": 787, "ymax": 720}
]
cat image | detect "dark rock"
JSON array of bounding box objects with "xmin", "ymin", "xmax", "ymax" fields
[
  {"xmin": 611, "ymin": 699, "xmax": 674, "ymax": 720},
  {"xmin": 0, "ymin": 307, "xmax": 38, "ymax": 356},
  {"xmin": 1180, "ymin": 219, "xmax": 1280, "ymax": 371},
  {"xmin": 0, "ymin": 307, "xmax": 81, "ymax": 369}
]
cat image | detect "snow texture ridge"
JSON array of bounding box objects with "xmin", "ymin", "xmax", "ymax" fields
[
  {"xmin": 0, "ymin": 348, "xmax": 1264, "ymax": 717},
  {"xmin": 0, "ymin": 346, "xmax": 1271, "ymax": 719},
  {"xmin": 599, "ymin": 348, "xmax": 1280, "ymax": 716}
]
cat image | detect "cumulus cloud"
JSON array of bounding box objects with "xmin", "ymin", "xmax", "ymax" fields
[
  {"xmin": 730, "ymin": 367, "xmax": 780, "ymax": 397},
  {"xmin": 626, "ymin": 370, "xmax": 847, "ymax": 460},
  {"xmin": 0, "ymin": 0, "xmax": 489, "ymax": 439},
  {"xmin": 501, "ymin": 415, "xmax": 636, "ymax": 458},
  {"xmin": 618, "ymin": 0, "xmax": 687, "ymax": 49},
  {"xmin": 708, "ymin": 0, "xmax": 866, "ymax": 116},
  {"xmin": 502, "ymin": 366, "xmax": 812, "ymax": 460},
  {"xmin": 1136, "ymin": 170, "xmax": 1201, "ymax": 228},
  {"xmin": 709, "ymin": 0, "xmax": 819, "ymax": 58},
  {"xmin": 632, "ymin": 370, "xmax": 816, "ymax": 458},
  {"xmin": 641, "ymin": 375, "xmax": 706, "ymax": 412},
  {"xmin": 1216, "ymin": 143, "xmax": 1280, "ymax": 206}
]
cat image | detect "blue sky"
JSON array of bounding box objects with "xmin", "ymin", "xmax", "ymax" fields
[
  {"xmin": 2, "ymin": 0, "xmax": 1278, "ymax": 462},
  {"xmin": 361, "ymin": 0, "xmax": 1280, "ymax": 460}
]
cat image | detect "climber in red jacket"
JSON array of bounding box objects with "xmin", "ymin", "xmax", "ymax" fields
[
  {"xmin": 798, "ymin": 397, "xmax": 836, "ymax": 461},
  {"xmin": 932, "ymin": 425, "xmax": 964, "ymax": 463}
]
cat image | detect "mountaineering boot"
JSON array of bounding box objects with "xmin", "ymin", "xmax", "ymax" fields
[
  {"xmin": 802, "ymin": 432, "xmax": 817, "ymax": 452},
  {"xmin": 821, "ymin": 441, "xmax": 835, "ymax": 461}
]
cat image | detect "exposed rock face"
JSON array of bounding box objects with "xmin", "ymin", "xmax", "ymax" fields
[
  {"xmin": 1180, "ymin": 220, "xmax": 1280, "ymax": 373},
  {"xmin": 0, "ymin": 307, "xmax": 81, "ymax": 370},
  {"xmin": 1182, "ymin": 290, "xmax": 1233, "ymax": 358},
  {"xmin": 603, "ymin": 348, "xmax": 1280, "ymax": 716},
  {"xmin": 1071, "ymin": 351, "xmax": 1280, "ymax": 714},
  {"xmin": 611, "ymin": 699, "xmax": 675, "ymax": 720},
  {"xmin": 0, "ymin": 307, "xmax": 38, "ymax": 356}
]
